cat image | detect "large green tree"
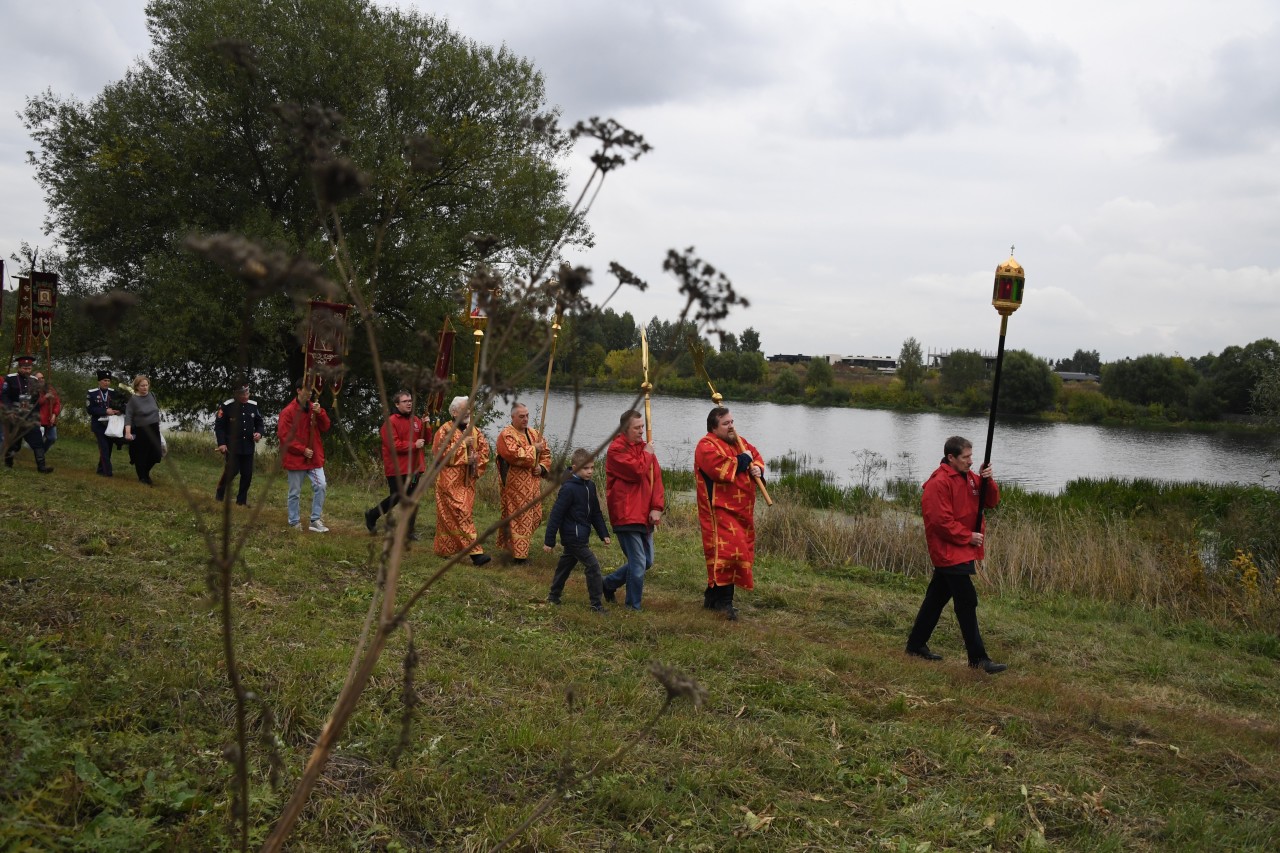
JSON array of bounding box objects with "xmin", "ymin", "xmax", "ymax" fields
[
  {"xmin": 1101, "ymin": 354, "xmax": 1199, "ymax": 409},
  {"xmin": 1055, "ymin": 348, "xmax": 1101, "ymax": 375},
  {"xmin": 24, "ymin": 0, "xmax": 578, "ymax": 414},
  {"xmin": 998, "ymin": 349, "xmax": 1056, "ymax": 414},
  {"xmin": 940, "ymin": 349, "xmax": 987, "ymax": 394},
  {"xmin": 897, "ymin": 336, "xmax": 924, "ymax": 391},
  {"xmin": 1207, "ymin": 338, "xmax": 1280, "ymax": 415}
]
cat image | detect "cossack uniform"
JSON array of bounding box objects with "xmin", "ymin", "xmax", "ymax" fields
[
  {"xmin": 3, "ymin": 356, "xmax": 53, "ymax": 473},
  {"xmin": 86, "ymin": 369, "xmax": 122, "ymax": 476},
  {"xmin": 214, "ymin": 389, "xmax": 265, "ymax": 505}
]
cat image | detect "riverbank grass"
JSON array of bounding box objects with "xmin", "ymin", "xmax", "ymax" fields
[{"xmin": 2, "ymin": 436, "xmax": 1278, "ymax": 850}]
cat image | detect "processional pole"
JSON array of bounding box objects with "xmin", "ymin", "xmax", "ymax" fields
[
  {"xmin": 537, "ymin": 309, "xmax": 562, "ymax": 436},
  {"xmin": 640, "ymin": 326, "xmax": 653, "ymax": 444},
  {"xmin": 464, "ymin": 275, "xmax": 498, "ymax": 480},
  {"xmin": 975, "ymin": 247, "xmax": 1026, "ymax": 529}
]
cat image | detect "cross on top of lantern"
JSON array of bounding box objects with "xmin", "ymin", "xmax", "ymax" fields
[{"xmin": 992, "ymin": 246, "xmax": 1025, "ymax": 317}]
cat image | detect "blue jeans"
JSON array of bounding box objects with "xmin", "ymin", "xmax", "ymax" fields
[
  {"xmin": 42, "ymin": 425, "xmax": 57, "ymax": 451},
  {"xmin": 287, "ymin": 467, "xmax": 327, "ymax": 525},
  {"xmin": 604, "ymin": 530, "xmax": 653, "ymax": 610}
]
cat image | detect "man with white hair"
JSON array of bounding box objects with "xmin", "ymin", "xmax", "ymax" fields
[
  {"xmin": 431, "ymin": 396, "xmax": 492, "ymax": 566},
  {"xmin": 495, "ymin": 402, "xmax": 551, "ymax": 564}
]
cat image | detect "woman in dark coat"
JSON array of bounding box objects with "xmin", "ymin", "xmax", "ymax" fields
[{"xmin": 123, "ymin": 374, "xmax": 164, "ymax": 485}]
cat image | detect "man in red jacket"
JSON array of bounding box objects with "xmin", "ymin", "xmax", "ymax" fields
[
  {"xmin": 602, "ymin": 409, "xmax": 664, "ymax": 610},
  {"xmin": 365, "ymin": 390, "xmax": 430, "ymax": 539},
  {"xmin": 906, "ymin": 435, "xmax": 1007, "ymax": 673},
  {"xmin": 33, "ymin": 372, "xmax": 62, "ymax": 454},
  {"xmin": 277, "ymin": 384, "xmax": 332, "ymax": 533}
]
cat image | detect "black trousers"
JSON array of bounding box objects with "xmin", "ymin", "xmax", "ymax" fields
[
  {"xmin": 5, "ymin": 426, "xmax": 46, "ymax": 466},
  {"xmin": 92, "ymin": 428, "xmax": 116, "ymax": 475},
  {"xmin": 703, "ymin": 584, "xmax": 735, "ymax": 610},
  {"xmin": 217, "ymin": 454, "xmax": 255, "ymax": 503},
  {"xmin": 370, "ymin": 474, "xmax": 421, "ymax": 529},
  {"xmin": 907, "ymin": 565, "xmax": 988, "ymax": 663},
  {"xmin": 548, "ymin": 542, "xmax": 604, "ymax": 606}
]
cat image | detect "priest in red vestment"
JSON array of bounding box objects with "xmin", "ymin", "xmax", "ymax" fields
[
  {"xmin": 495, "ymin": 402, "xmax": 551, "ymax": 563},
  {"xmin": 695, "ymin": 406, "xmax": 764, "ymax": 620},
  {"xmin": 432, "ymin": 396, "xmax": 492, "ymax": 566}
]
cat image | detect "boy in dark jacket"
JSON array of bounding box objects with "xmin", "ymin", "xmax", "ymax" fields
[{"xmin": 544, "ymin": 449, "xmax": 611, "ymax": 612}]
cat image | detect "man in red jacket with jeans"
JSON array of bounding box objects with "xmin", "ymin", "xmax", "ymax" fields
[
  {"xmin": 602, "ymin": 409, "xmax": 664, "ymax": 610},
  {"xmin": 277, "ymin": 384, "xmax": 332, "ymax": 532},
  {"xmin": 906, "ymin": 435, "xmax": 1007, "ymax": 674}
]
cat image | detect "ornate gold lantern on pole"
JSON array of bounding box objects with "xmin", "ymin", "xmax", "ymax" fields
[
  {"xmin": 465, "ymin": 276, "xmax": 493, "ymax": 397},
  {"xmin": 976, "ymin": 248, "xmax": 1025, "ymax": 524},
  {"xmin": 462, "ymin": 272, "xmax": 499, "ymax": 477}
]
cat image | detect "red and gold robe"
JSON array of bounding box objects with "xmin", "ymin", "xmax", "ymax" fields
[
  {"xmin": 695, "ymin": 431, "xmax": 764, "ymax": 590},
  {"xmin": 432, "ymin": 424, "xmax": 490, "ymax": 557},
  {"xmin": 495, "ymin": 424, "xmax": 551, "ymax": 559}
]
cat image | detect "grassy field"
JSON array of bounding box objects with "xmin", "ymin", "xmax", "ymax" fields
[{"xmin": 3, "ymin": 434, "xmax": 1279, "ymax": 851}]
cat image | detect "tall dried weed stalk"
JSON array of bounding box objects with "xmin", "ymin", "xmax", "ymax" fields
[{"xmin": 98, "ymin": 44, "xmax": 736, "ymax": 849}]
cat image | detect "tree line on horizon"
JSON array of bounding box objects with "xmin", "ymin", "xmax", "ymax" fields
[{"xmin": 545, "ymin": 315, "xmax": 1279, "ymax": 426}]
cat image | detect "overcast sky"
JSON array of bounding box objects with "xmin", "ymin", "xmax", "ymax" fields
[{"xmin": 3, "ymin": 0, "xmax": 1278, "ymax": 363}]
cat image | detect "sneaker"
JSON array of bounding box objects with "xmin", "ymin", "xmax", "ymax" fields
[
  {"xmin": 906, "ymin": 645, "xmax": 943, "ymax": 661},
  {"xmin": 601, "ymin": 585, "xmax": 617, "ymax": 604},
  {"xmin": 407, "ymin": 531, "xmax": 421, "ymax": 542},
  {"xmin": 364, "ymin": 508, "xmax": 378, "ymax": 534},
  {"xmin": 590, "ymin": 604, "xmax": 608, "ymax": 615},
  {"xmin": 546, "ymin": 596, "xmax": 561, "ymax": 606},
  {"xmin": 969, "ymin": 658, "xmax": 1008, "ymax": 674},
  {"xmin": 309, "ymin": 520, "xmax": 329, "ymax": 533},
  {"xmin": 288, "ymin": 522, "xmax": 301, "ymax": 531},
  {"xmin": 470, "ymin": 553, "xmax": 492, "ymax": 567}
]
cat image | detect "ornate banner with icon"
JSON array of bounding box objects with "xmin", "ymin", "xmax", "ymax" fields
[{"xmin": 303, "ymin": 299, "xmax": 351, "ymax": 399}]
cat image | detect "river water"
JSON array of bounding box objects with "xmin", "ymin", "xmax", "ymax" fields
[{"xmin": 509, "ymin": 389, "xmax": 1279, "ymax": 494}]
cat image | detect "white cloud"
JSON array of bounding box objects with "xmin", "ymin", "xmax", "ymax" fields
[
  {"xmin": 3, "ymin": 0, "xmax": 1279, "ymax": 365},
  {"xmin": 1151, "ymin": 22, "xmax": 1280, "ymax": 156}
]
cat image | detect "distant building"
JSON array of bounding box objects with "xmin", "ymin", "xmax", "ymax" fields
[
  {"xmin": 767, "ymin": 353, "xmax": 812, "ymax": 364},
  {"xmin": 840, "ymin": 355, "xmax": 897, "ymax": 370},
  {"xmin": 1054, "ymin": 371, "xmax": 1100, "ymax": 383}
]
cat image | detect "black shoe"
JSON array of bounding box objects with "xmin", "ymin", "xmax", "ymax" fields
[
  {"xmin": 37, "ymin": 466, "xmax": 53, "ymax": 474},
  {"xmin": 470, "ymin": 554, "xmax": 492, "ymax": 567},
  {"xmin": 236, "ymin": 499, "xmax": 248, "ymax": 507},
  {"xmin": 407, "ymin": 532, "xmax": 421, "ymax": 542},
  {"xmin": 364, "ymin": 508, "xmax": 378, "ymax": 534},
  {"xmin": 547, "ymin": 596, "xmax": 561, "ymax": 605},
  {"xmin": 215, "ymin": 491, "xmax": 225, "ymax": 502},
  {"xmin": 970, "ymin": 658, "xmax": 1008, "ymax": 674},
  {"xmin": 906, "ymin": 645, "xmax": 943, "ymax": 661},
  {"xmin": 601, "ymin": 585, "xmax": 617, "ymax": 603},
  {"xmin": 513, "ymin": 557, "xmax": 527, "ymax": 565},
  {"xmin": 591, "ymin": 604, "xmax": 608, "ymax": 615},
  {"xmin": 4, "ymin": 457, "xmax": 12, "ymax": 468},
  {"xmin": 724, "ymin": 606, "xmax": 739, "ymax": 621}
]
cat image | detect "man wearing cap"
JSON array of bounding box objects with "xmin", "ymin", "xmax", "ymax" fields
[
  {"xmin": 86, "ymin": 369, "xmax": 123, "ymax": 476},
  {"xmin": 2, "ymin": 356, "xmax": 53, "ymax": 473},
  {"xmin": 215, "ymin": 383, "xmax": 265, "ymax": 506}
]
